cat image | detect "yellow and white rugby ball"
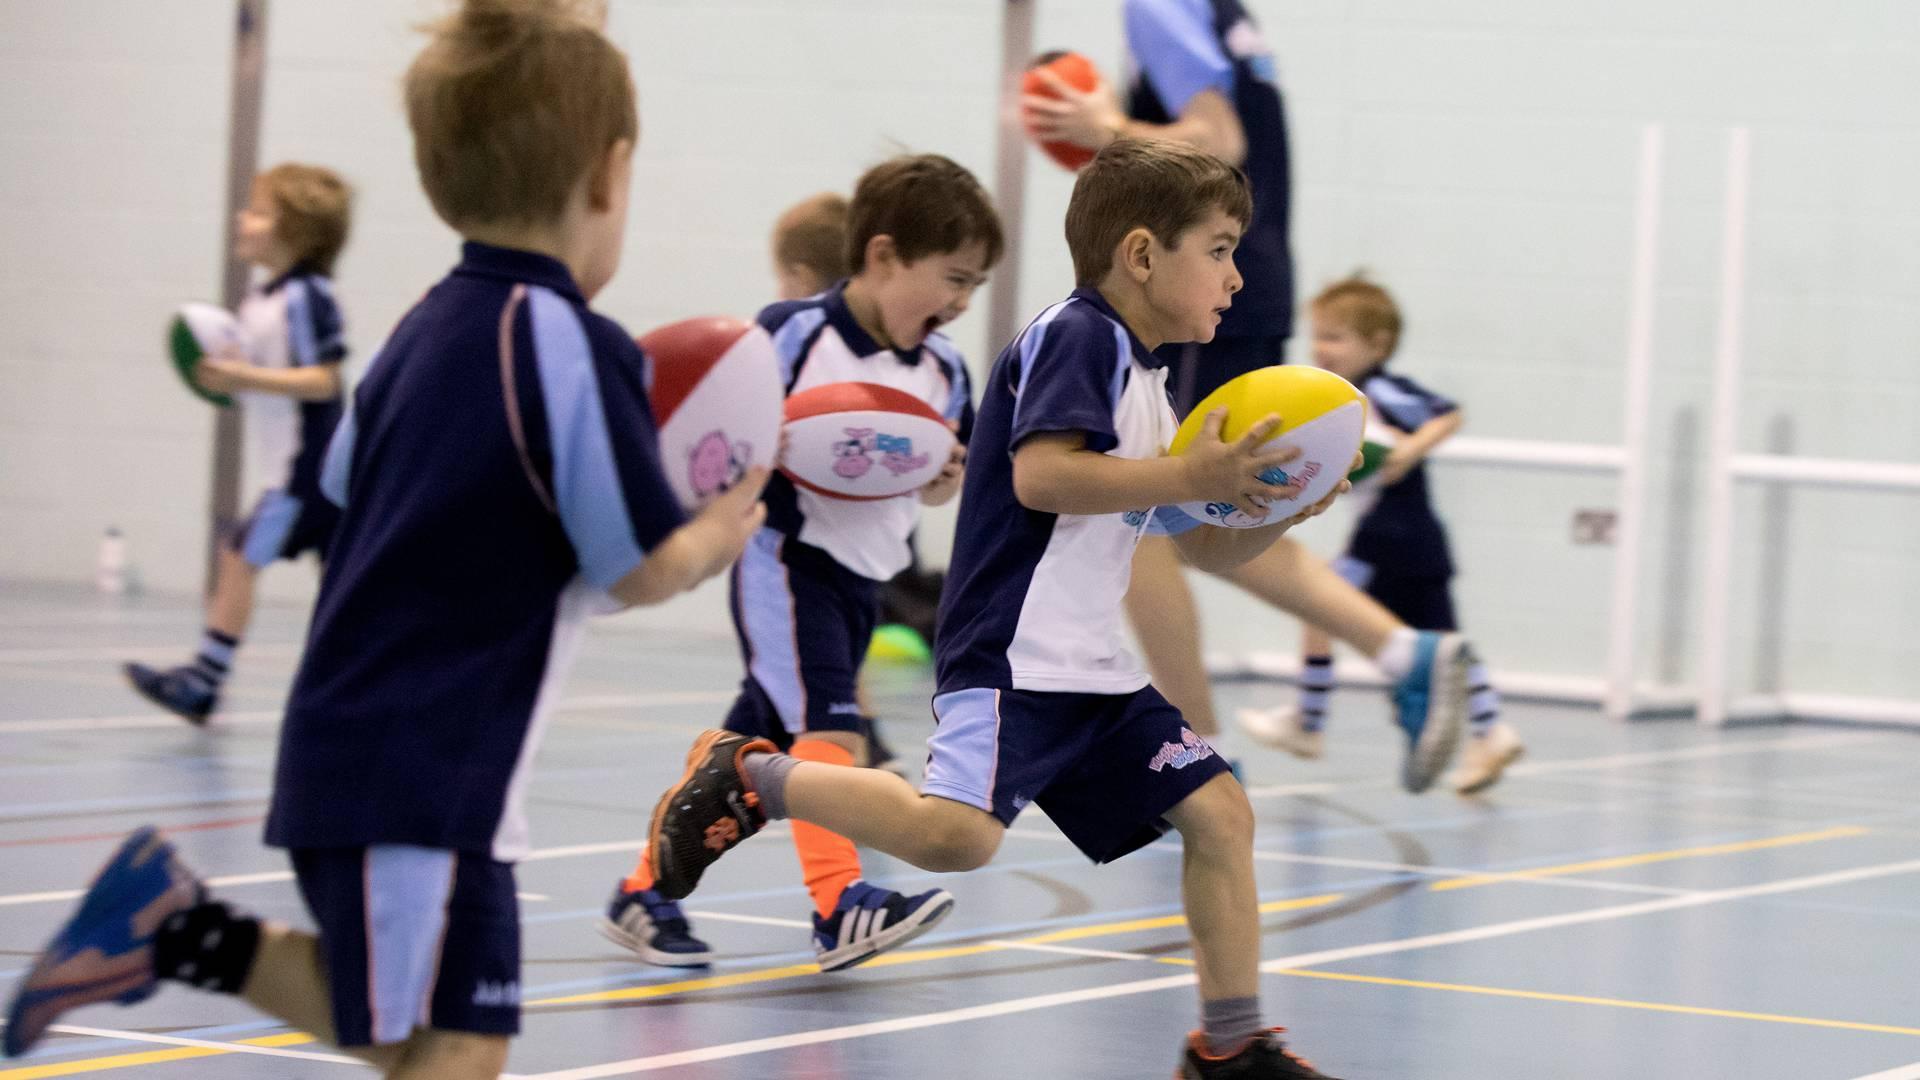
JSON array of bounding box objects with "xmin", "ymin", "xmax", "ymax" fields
[{"xmin": 1167, "ymin": 365, "xmax": 1367, "ymax": 528}]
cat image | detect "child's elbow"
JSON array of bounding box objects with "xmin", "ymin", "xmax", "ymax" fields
[{"xmin": 1011, "ymin": 463, "xmax": 1062, "ymax": 514}]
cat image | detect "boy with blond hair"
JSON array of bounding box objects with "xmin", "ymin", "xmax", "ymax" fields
[
  {"xmin": 4, "ymin": 2, "xmax": 765, "ymax": 1076},
  {"xmin": 644, "ymin": 139, "xmax": 1348, "ymax": 1078},
  {"xmin": 1242, "ymin": 276, "xmax": 1523, "ymax": 793},
  {"xmin": 125, "ymin": 162, "xmax": 353, "ymax": 725},
  {"xmin": 771, "ymin": 190, "xmax": 850, "ymax": 299},
  {"xmin": 607, "ymin": 155, "xmax": 999, "ymax": 972}
]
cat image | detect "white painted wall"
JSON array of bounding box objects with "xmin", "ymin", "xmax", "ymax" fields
[{"xmin": 2, "ymin": 1, "xmax": 1916, "ymax": 691}]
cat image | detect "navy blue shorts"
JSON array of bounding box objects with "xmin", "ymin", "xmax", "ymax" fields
[
  {"xmin": 290, "ymin": 847, "xmax": 520, "ymax": 1047},
  {"xmin": 1163, "ymin": 335, "xmax": 1288, "ymax": 417},
  {"xmin": 922, "ymin": 684, "xmax": 1233, "ymax": 863},
  {"xmin": 228, "ymin": 489, "xmax": 338, "ymax": 568},
  {"xmin": 1333, "ymin": 555, "xmax": 1457, "ymax": 631},
  {"xmin": 723, "ymin": 529, "xmax": 879, "ymax": 746}
]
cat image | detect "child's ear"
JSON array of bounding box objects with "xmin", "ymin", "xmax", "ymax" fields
[
  {"xmin": 862, "ymin": 233, "xmax": 899, "ymax": 273},
  {"xmin": 586, "ymin": 138, "xmax": 635, "ymax": 213},
  {"xmin": 1121, "ymin": 227, "xmax": 1154, "ymax": 283}
]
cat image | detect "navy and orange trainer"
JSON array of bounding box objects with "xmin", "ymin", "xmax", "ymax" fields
[
  {"xmin": 647, "ymin": 730, "xmax": 777, "ymax": 901},
  {"xmin": 1179, "ymin": 1028, "xmax": 1342, "ymax": 1079}
]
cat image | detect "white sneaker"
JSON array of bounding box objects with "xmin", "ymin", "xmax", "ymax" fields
[
  {"xmin": 1450, "ymin": 721, "xmax": 1524, "ymax": 795},
  {"xmin": 1236, "ymin": 705, "xmax": 1325, "ymax": 759}
]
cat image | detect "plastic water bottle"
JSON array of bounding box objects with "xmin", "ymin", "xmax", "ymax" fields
[{"xmin": 97, "ymin": 527, "xmax": 128, "ymax": 595}]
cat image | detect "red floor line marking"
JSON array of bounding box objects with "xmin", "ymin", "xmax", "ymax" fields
[{"xmin": 0, "ymin": 816, "xmax": 265, "ymax": 848}]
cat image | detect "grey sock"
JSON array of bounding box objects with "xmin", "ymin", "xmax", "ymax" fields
[
  {"xmin": 1201, "ymin": 996, "xmax": 1264, "ymax": 1057},
  {"xmin": 742, "ymin": 751, "xmax": 798, "ymax": 820}
]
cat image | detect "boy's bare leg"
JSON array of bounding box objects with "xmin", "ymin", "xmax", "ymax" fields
[
  {"xmin": 205, "ymin": 547, "xmax": 259, "ymax": 640},
  {"xmin": 782, "ymin": 763, "xmax": 1003, "ymax": 873},
  {"xmin": 389, "ymin": 1031, "xmax": 510, "ymax": 1079},
  {"xmin": 238, "ymin": 924, "xmax": 404, "ymax": 1072},
  {"xmin": 1163, "ymin": 773, "xmax": 1261, "ymax": 1002},
  {"xmin": 1125, "ymin": 536, "xmax": 1218, "ymax": 735},
  {"xmin": 244, "ymin": 926, "xmax": 511, "ymax": 1078},
  {"xmin": 1299, "ymin": 622, "xmax": 1335, "ymax": 660},
  {"xmin": 1218, "ymin": 537, "xmax": 1398, "ymax": 658}
]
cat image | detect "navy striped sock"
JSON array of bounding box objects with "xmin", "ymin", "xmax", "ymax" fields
[
  {"xmin": 1467, "ymin": 660, "xmax": 1498, "ymax": 736},
  {"xmin": 188, "ymin": 629, "xmax": 238, "ymax": 692},
  {"xmin": 1298, "ymin": 655, "xmax": 1333, "ymax": 732}
]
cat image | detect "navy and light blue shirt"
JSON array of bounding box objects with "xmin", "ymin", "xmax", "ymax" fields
[
  {"xmin": 234, "ymin": 266, "xmax": 347, "ymax": 499},
  {"xmin": 1348, "ymin": 369, "xmax": 1458, "ymax": 578},
  {"xmin": 265, "ymin": 242, "xmax": 687, "ymax": 861},
  {"xmin": 935, "ymin": 288, "xmax": 1196, "ymax": 696},
  {"xmin": 1125, "ymin": 0, "xmax": 1294, "ymax": 341},
  {"xmin": 756, "ymin": 282, "xmax": 974, "ymax": 581}
]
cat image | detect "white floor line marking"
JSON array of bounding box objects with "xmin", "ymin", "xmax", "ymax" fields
[
  {"xmin": 1227, "ymin": 731, "xmax": 1891, "ymax": 804},
  {"xmin": 0, "ymin": 643, "xmax": 304, "ymax": 664},
  {"xmin": 0, "ymin": 609, "xmax": 210, "ymax": 628},
  {"xmin": 514, "ymin": 854, "xmax": 1920, "ymax": 1079},
  {"xmin": 1527, "ymin": 770, "xmax": 1920, "ymax": 813},
  {"xmin": 0, "ymin": 710, "xmax": 284, "ymax": 735},
  {"xmin": 995, "ymin": 826, "xmax": 1683, "ymax": 895},
  {"xmin": 519, "ymin": 840, "xmax": 650, "ymax": 863},
  {"xmin": 1498, "ymin": 732, "xmax": 1886, "ymax": 777},
  {"xmin": 0, "ymin": 691, "xmax": 737, "ymax": 736},
  {"xmin": 32, "ymin": 1023, "xmax": 362, "ymax": 1065},
  {"xmin": 1851, "ymin": 1064, "xmax": 1920, "ymax": 1080},
  {"xmin": 984, "ymin": 939, "xmax": 1159, "ymax": 963},
  {"xmin": 519, "ymin": 974, "xmax": 1202, "ymax": 1079},
  {"xmin": 0, "ymin": 840, "xmax": 650, "ymax": 908},
  {"xmin": 1246, "ymin": 851, "xmax": 1700, "ymax": 898},
  {"xmin": 1257, "ymin": 856, "xmax": 1920, "ymax": 973},
  {"xmin": 686, "ymin": 911, "xmax": 811, "ymax": 931}
]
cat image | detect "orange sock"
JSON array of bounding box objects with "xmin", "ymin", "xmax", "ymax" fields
[
  {"xmin": 621, "ymin": 849, "xmax": 656, "ymax": 895},
  {"xmin": 789, "ymin": 739, "xmax": 863, "ymax": 918}
]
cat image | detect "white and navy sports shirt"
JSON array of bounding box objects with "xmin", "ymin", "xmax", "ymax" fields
[
  {"xmin": 234, "ymin": 266, "xmax": 347, "ymax": 498},
  {"xmin": 264, "ymin": 243, "xmax": 687, "ymax": 861},
  {"xmin": 935, "ymin": 288, "xmax": 1197, "ymax": 695},
  {"xmin": 1347, "ymin": 368, "xmax": 1459, "ymax": 578},
  {"xmin": 757, "ymin": 282, "xmax": 973, "ymax": 581}
]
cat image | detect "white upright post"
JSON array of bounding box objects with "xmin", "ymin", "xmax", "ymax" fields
[
  {"xmin": 1697, "ymin": 128, "xmax": 1752, "ymax": 727},
  {"xmin": 1603, "ymin": 125, "xmax": 1664, "ymax": 722}
]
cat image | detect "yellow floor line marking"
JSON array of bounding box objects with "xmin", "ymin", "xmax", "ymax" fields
[
  {"xmin": 0, "ymin": 892, "xmax": 1317, "ymax": 1074},
  {"xmin": 533, "ymin": 963, "xmax": 828, "ymax": 1007},
  {"xmin": 0, "ymin": 1034, "xmax": 317, "ymax": 1079},
  {"xmin": 532, "ymin": 893, "xmax": 1343, "ymax": 1006},
  {"xmin": 1430, "ymin": 826, "xmax": 1868, "ymax": 891},
  {"xmin": 1273, "ymin": 969, "xmax": 1920, "ymax": 1037}
]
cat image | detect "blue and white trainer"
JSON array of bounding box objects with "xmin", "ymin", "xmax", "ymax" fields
[
  {"xmin": 1392, "ymin": 632, "xmax": 1472, "ymax": 793},
  {"xmin": 4, "ymin": 827, "xmax": 204, "ymax": 1057},
  {"xmin": 598, "ymin": 886, "xmax": 713, "ymax": 968},
  {"xmin": 813, "ymin": 881, "xmax": 954, "ymax": 972}
]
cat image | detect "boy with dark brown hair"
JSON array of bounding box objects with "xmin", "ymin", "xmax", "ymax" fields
[
  {"xmin": 645, "ymin": 139, "xmax": 1348, "ymax": 1078},
  {"xmin": 608, "ymin": 154, "xmax": 1002, "ymax": 973}
]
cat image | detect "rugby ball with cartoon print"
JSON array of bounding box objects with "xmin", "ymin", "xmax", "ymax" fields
[
  {"xmin": 781, "ymin": 382, "xmax": 955, "ymax": 501},
  {"xmin": 638, "ymin": 316, "xmax": 784, "ymax": 510}
]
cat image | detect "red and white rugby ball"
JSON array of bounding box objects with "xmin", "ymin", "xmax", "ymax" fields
[
  {"xmin": 781, "ymin": 382, "xmax": 955, "ymax": 501},
  {"xmin": 637, "ymin": 316, "xmax": 783, "ymax": 510}
]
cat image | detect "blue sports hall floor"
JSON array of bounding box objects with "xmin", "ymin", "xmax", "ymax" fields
[{"xmin": 4, "ymin": 582, "xmax": 1920, "ymax": 1079}]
